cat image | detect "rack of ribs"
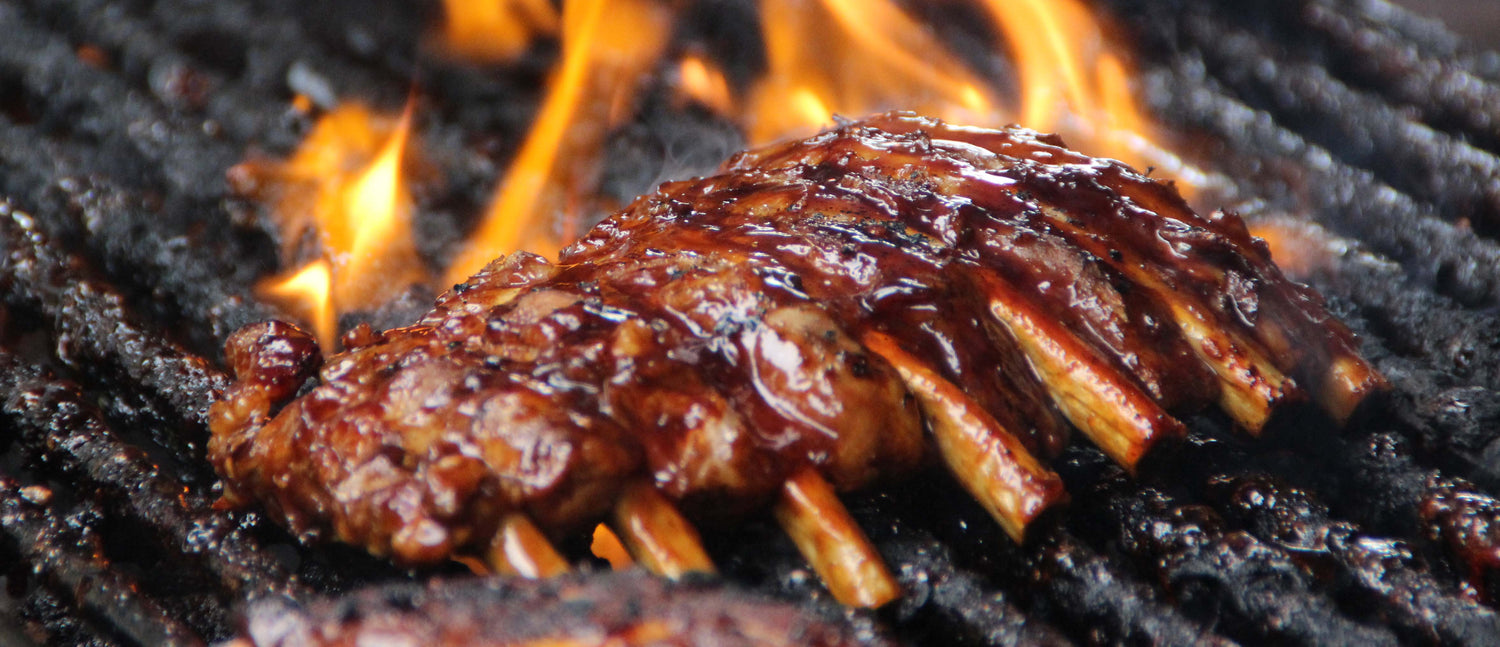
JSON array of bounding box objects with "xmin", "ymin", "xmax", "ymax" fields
[{"xmin": 209, "ymin": 112, "xmax": 1384, "ymax": 607}]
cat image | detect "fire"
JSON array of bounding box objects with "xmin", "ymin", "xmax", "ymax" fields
[
  {"xmin": 745, "ymin": 0, "xmax": 996, "ymax": 145},
  {"xmin": 674, "ymin": 54, "xmax": 733, "ymax": 115},
  {"xmin": 439, "ymin": 0, "xmax": 560, "ymax": 63},
  {"xmin": 260, "ymin": 260, "xmax": 336, "ymax": 349},
  {"xmin": 590, "ymin": 523, "xmax": 634, "ymax": 569},
  {"xmin": 980, "ymin": 0, "xmax": 1180, "ymax": 175},
  {"xmin": 1247, "ymin": 218, "xmax": 1351, "ymax": 280},
  {"xmin": 444, "ymin": 0, "xmax": 674, "ymax": 284},
  {"xmin": 254, "ymin": 0, "xmax": 1201, "ymax": 328},
  {"xmin": 251, "ymin": 103, "xmax": 428, "ymax": 348}
]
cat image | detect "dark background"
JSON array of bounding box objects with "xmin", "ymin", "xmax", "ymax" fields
[{"xmin": 1393, "ymin": 0, "xmax": 1500, "ymax": 49}]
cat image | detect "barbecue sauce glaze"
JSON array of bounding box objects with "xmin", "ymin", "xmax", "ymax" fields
[{"xmin": 210, "ymin": 113, "xmax": 1381, "ymax": 565}]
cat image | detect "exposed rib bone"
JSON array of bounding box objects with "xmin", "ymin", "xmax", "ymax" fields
[
  {"xmin": 972, "ymin": 271, "xmax": 1183, "ymax": 468},
  {"xmin": 485, "ymin": 513, "xmax": 570, "ymax": 579},
  {"xmin": 1316, "ymin": 354, "xmax": 1388, "ymax": 424},
  {"xmin": 1165, "ymin": 301, "xmax": 1298, "ymax": 432},
  {"xmin": 774, "ymin": 468, "xmax": 901, "ymax": 608},
  {"xmin": 1022, "ymin": 207, "xmax": 1301, "ymax": 433},
  {"xmin": 862, "ymin": 331, "xmax": 1065, "ymax": 540},
  {"xmin": 611, "ymin": 483, "xmax": 715, "ymax": 579}
]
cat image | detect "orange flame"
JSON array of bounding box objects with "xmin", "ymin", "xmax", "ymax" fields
[
  {"xmin": 268, "ymin": 0, "xmax": 1202, "ymax": 321},
  {"xmin": 261, "ymin": 260, "xmax": 336, "ymax": 348},
  {"xmin": 674, "ymin": 54, "xmax": 733, "ymax": 115},
  {"xmin": 253, "ymin": 102, "xmax": 428, "ymax": 348},
  {"xmin": 980, "ymin": 0, "xmax": 1200, "ymax": 186},
  {"xmin": 745, "ymin": 0, "xmax": 995, "ymax": 145},
  {"xmin": 1247, "ymin": 218, "xmax": 1350, "ymax": 280},
  {"xmin": 440, "ymin": 0, "xmax": 560, "ymax": 63},
  {"xmin": 444, "ymin": 0, "xmax": 674, "ymax": 285},
  {"xmin": 590, "ymin": 523, "xmax": 634, "ymax": 569}
]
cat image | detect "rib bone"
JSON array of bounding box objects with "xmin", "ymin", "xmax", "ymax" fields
[
  {"xmin": 774, "ymin": 468, "xmax": 901, "ymax": 608},
  {"xmin": 486, "ymin": 513, "xmax": 571, "ymax": 579},
  {"xmin": 862, "ymin": 331, "xmax": 1065, "ymax": 540},
  {"xmin": 611, "ymin": 483, "xmax": 716, "ymax": 579},
  {"xmin": 974, "ymin": 271, "xmax": 1184, "ymax": 468}
]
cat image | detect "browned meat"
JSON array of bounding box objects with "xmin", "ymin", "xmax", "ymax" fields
[
  {"xmin": 209, "ymin": 112, "xmax": 1382, "ymax": 583},
  {"xmin": 223, "ymin": 569, "xmax": 892, "ymax": 647}
]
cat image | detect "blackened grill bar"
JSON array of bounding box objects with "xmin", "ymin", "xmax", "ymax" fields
[
  {"xmin": 5, "ymin": 0, "xmax": 1500, "ymax": 645},
  {"xmin": 0, "ymin": 119, "xmax": 277, "ymax": 352},
  {"xmin": 0, "ymin": 346, "xmax": 302, "ymax": 603},
  {"xmin": 1209, "ymin": 474, "xmax": 1500, "ymax": 645},
  {"xmin": 1176, "ymin": 4, "xmax": 1500, "ymax": 237},
  {"xmin": 1299, "ymin": 3, "xmax": 1500, "ymax": 152},
  {"xmin": 0, "ymin": 479, "xmax": 203, "ymax": 647},
  {"xmin": 1106, "ymin": 434, "xmax": 1500, "ymax": 646},
  {"xmin": 1069, "ymin": 476, "xmax": 1402, "ymax": 646},
  {"xmin": 0, "ymin": 202, "xmax": 228, "ymax": 438}
]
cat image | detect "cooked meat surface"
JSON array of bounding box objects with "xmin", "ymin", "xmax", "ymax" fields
[
  {"xmin": 225, "ymin": 569, "xmax": 891, "ymax": 647},
  {"xmin": 209, "ymin": 112, "xmax": 1382, "ymax": 566}
]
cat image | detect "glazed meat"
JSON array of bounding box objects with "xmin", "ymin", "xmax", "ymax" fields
[
  {"xmin": 224, "ymin": 569, "xmax": 892, "ymax": 647},
  {"xmin": 210, "ymin": 113, "xmax": 1383, "ymax": 602}
]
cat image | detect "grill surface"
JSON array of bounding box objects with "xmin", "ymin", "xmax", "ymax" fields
[{"xmin": 4, "ymin": 0, "xmax": 1500, "ymax": 645}]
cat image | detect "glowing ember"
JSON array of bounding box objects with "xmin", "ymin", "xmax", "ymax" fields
[
  {"xmin": 444, "ymin": 0, "xmax": 674, "ymax": 284},
  {"xmin": 440, "ymin": 0, "xmax": 560, "ymax": 63},
  {"xmin": 247, "ymin": 103, "xmax": 428, "ymax": 348}
]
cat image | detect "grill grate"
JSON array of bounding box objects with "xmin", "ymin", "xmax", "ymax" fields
[{"xmin": 5, "ymin": 0, "xmax": 1500, "ymax": 645}]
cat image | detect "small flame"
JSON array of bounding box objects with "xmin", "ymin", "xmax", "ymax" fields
[
  {"xmin": 746, "ymin": 0, "xmax": 996, "ymax": 145},
  {"xmin": 1247, "ymin": 218, "xmax": 1350, "ymax": 280},
  {"xmin": 980, "ymin": 0, "xmax": 1199, "ymax": 186},
  {"xmin": 250, "ymin": 102, "xmax": 427, "ymax": 348},
  {"xmin": 590, "ymin": 523, "xmax": 634, "ymax": 569},
  {"xmin": 260, "ymin": 260, "xmax": 336, "ymax": 349},
  {"xmin": 445, "ymin": 0, "xmax": 674, "ymax": 284},
  {"xmin": 440, "ymin": 0, "xmax": 560, "ymax": 63},
  {"xmin": 674, "ymin": 54, "xmax": 733, "ymax": 115}
]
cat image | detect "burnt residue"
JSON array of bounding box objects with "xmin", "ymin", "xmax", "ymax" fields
[
  {"xmin": 1209, "ymin": 474, "xmax": 1500, "ymax": 645},
  {"xmin": 235, "ymin": 569, "xmax": 896, "ymax": 647},
  {"xmin": 0, "ymin": 480, "xmax": 204, "ymax": 647}
]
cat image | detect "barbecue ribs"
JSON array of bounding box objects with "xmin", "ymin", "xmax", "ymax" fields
[{"xmin": 209, "ymin": 112, "xmax": 1383, "ymax": 605}]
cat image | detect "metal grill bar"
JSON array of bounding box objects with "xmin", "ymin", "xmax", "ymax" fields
[
  {"xmin": 0, "ymin": 347, "xmax": 306, "ymax": 603},
  {"xmin": 0, "ymin": 479, "xmax": 205, "ymax": 647},
  {"xmin": 0, "ymin": 201, "xmax": 229, "ymax": 437},
  {"xmin": 1175, "ymin": 7, "xmax": 1500, "ymax": 236},
  {"xmin": 1210, "ymin": 474, "xmax": 1500, "ymax": 645}
]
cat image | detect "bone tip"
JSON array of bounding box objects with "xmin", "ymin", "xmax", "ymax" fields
[
  {"xmin": 613, "ymin": 484, "xmax": 717, "ymax": 579},
  {"xmin": 487, "ymin": 513, "xmax": 571, "ymax": 579},
  {"xmin": 998, "ymin": 475, "xmax": 1070, "ymax": 543},
  {"xmin": 776, "ymin": 470, "xmax": 901, "ymax": 608},
  {"xmin": 1321, "ymin": 355, "xmax": 1389, "ymax": 426},
  {"xmin": 1112, "ymin": 413, "xmax": 1187, "ymax": 472}
]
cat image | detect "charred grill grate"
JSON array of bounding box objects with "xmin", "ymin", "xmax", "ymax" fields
[{"xmin": 4, "ymin": 0, "xmax": 1500, "ymax": 645}]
